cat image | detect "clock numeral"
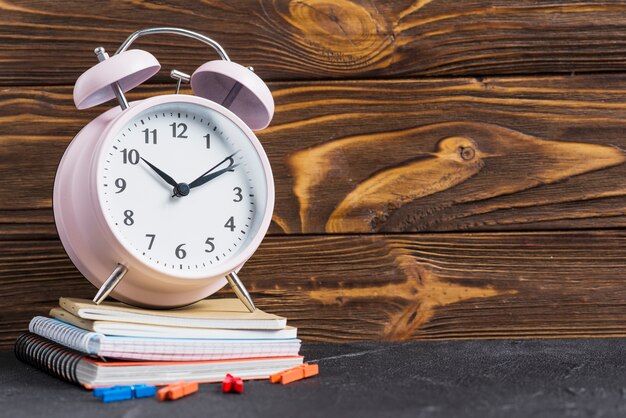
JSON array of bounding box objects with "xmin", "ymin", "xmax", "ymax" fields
[
  {"xmin": 204, "ymin": 133, "xmax": 211, "ymax": 149},
  {"xmin": 224, "ymin": 216, "xmax": 236, "ymax": 232},
  {"xmin": 142, "ymin": 128, "xmax": 157, "ymax": 144},
  {"xmin": 121, "ymin": 148, "xmax": 139, "ymax": 165},
  {"xmin": 204, "ymin": 237, "xmax": 215, "ymax": 253},
  {"xmin": 233, "ymin": 187, "xmax": 243, "ymax": 202},
  {"xmin": 175, "ymin": 243, "xmax": 187, "ymax": 259},
  {"xmin": 123, "ymin": 210, "xmax": 134, "ymax": 226},
  {"xmin": 146, "ymin": 234, "xmax": 155, "ymax": 250},
  {"xmin": 115, "ymin": 178, "xmax": 126, "ymax": 193},
  {"xmin": 170, "ymin": 122, "xmax": 188, "ymax": 138}
]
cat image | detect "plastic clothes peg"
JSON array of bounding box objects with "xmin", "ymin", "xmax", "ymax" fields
[
  {"xmin": 222, "ymin": 373, "xmax": 244, "ymax": 393},
  {"xmin": 270, "ymin": 363, "xmax": 319, "ymax": 385},
  {"xmin": 157, "ymin": 381, "xmax": 198, "ymax": 401},
  {"xmin": 93, "ymin": 386, "xmax": 133, "ymax": 403}
]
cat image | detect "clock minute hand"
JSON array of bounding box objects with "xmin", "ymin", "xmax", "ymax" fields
[
  {"xmin": 188, "ymin": 163, "xmax": 240, "ymax": 189},
  {"xmin": 188, "ymin": 151, "xmax": 239, "ymax": 189},
  {"xmin": 140, "ymin": 157, "xmax": 179, "ymax": 188}
]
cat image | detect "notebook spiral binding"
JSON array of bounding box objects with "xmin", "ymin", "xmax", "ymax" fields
[
  {"xmin": 29, "ymin": 316, "xmax": 98, "ymax": 354},
  {"xmin": 14, "ymin": 333, "xmax": 86, "ymax": 386}
]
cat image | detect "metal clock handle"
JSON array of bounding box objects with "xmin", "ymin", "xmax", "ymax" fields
[
  {"xmin": 92, "ymin": 27, "xmax": 232, "ymax": 110},
  {"xmin": 115, "ymin": 27, "xmax": 230, "ymax": 61},
  {"xmin": 116, "ymin": 27, "xmax": 253, "ymax": 105}
]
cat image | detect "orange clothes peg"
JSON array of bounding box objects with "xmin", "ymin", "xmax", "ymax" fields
[
  {"xmin": 270, "ymin": 363, "xmax": 319, "ymax": 385},
  {"xmin": 157, "ymin": 381, "xmax": 198, "ymax": 401}
]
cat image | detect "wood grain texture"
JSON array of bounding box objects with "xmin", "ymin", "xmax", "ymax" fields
[
  {"xmin": 4, "ymin": 75, "xmax": 626, "ymax": 234},
  {"xmin": 4, "ymin": 0, "xmax": 626, "ymax": 84},
  {"xmin": 3, "ymin": 0, "xmax": 626, "ymax": 348},
  {"xmin": 4, "ymin": 231, "xmax": 626, "ymax": 349}
]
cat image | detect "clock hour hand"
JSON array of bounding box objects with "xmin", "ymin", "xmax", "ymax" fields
[
  {"xmin": 188, "ymin": 151, "xmax": 240, "ymax": 189},
  {"xmin": 140, "ymin": 157, "xmax": 178, "ymax": 188}
]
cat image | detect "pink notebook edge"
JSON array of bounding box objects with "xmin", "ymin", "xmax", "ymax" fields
[{"xmin": 84, "ymin": 354, "xmax": 304, "ymax": 367}]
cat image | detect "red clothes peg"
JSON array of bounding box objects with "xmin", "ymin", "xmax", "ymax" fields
[{"xmin": 222, "ymin": 373, "xmax": 244, "ymax": 394}]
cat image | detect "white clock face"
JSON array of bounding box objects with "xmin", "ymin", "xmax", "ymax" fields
[{"xmin": 96, "ymin": 100, "xmax": 269, "ymax": 278}]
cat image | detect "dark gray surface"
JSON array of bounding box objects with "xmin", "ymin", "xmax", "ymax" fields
[{"xmin": 2, "ymin": 339, "xmax": 626, "ymax": 417}]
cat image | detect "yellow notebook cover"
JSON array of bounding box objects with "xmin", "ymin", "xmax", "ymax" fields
[{"xmin": 58, "ymin": 297, "xmax": 287, "ymax": 330}]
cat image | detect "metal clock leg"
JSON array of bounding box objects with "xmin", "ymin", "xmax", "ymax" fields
[
  {"xmin": 92, "ymin": 264, "xmax": 129, "ymax": 304},
  {"xmin": 225, "ymin": 272, "xmax": 256, "ymax": 312}
]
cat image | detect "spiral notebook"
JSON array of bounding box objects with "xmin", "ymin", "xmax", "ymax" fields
[
  {"xmin": 29, "ymin": 317, "xmax": 301, "ymax": 361},
  {"xmin": 15, "ymin": 333, "xmax": 303, "ymax": 387}
]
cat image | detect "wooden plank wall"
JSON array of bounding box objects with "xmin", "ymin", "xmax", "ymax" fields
[{"xmin": 2, "ymin": 0, "xmax": 626, "ymax": 349}]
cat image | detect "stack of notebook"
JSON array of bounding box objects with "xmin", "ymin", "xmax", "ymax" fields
[{"xmin": 15, "ymin": 297, "xmax": 302, "ymax": 387}]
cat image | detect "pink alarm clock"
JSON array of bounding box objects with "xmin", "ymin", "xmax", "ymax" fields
[{"xmin": 53, "ymin": 28, "xmax": 275, "ymax": 310}]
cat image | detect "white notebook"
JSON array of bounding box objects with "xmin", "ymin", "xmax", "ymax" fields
[
  {"xmin": 50, "ymin": 308, "xmax": 298, "ymax": 340},
  {"xmin": 76, "ymin": 356, "xmax": 303, "ymax": 387},
  {"xmin": 29, "ymin": 317, "xmax": 301, "ymax": 361}
]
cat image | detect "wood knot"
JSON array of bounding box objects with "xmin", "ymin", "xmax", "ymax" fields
[
  {"xmin": 459, "ymin": 146, "xmax": 475, "ymax": 161},
  {"xmin": 286, "ymin": 0, "xmax": 392, "ymax": 70},
  {"xmin": 435, "ymin": 136, "xmax": 482, "ymax": 164}
]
